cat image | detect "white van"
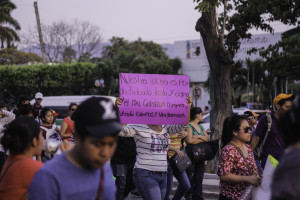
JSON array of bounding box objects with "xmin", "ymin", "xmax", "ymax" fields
[{"xmin": 31, "ymin": 95, "xmax": 116, "ymax": 124}]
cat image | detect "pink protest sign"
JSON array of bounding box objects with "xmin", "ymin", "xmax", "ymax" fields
[{"xmin": 119, "ymin": 73, "xmax": 190, "ymax": 125}]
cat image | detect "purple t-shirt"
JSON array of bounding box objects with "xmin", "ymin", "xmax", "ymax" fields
[
  {"xmin": 254, "ymin": 111, "xmax": 285, "ymax": 168},
  {"xmin": 29, "ymin": 153, "xmax": 116, "ymax": 200}
]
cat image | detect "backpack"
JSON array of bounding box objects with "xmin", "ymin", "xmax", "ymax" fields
[{"xmin": 253, "ymin": 112, "xmax": 272, "ymax": 159}]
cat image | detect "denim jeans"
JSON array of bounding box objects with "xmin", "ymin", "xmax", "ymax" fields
[
  {"xmin": 111, "ymin": 163, "xmax": 135, "ymax": 200},
  {"xmin": 191, "ymin": 162, "xmax": 205, "ymax": 200},
  {"xmin": 164, "ymin": 161, "xmax": 191, "ymax": 200},
  {"xmin": 133, "ymin": 168, "xmax": 167, "ymax": 200}
]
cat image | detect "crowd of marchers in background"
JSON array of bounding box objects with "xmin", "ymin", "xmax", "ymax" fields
[{"xmin": 0, "ymin": 92, "xmax": 299, "ymax": 200}]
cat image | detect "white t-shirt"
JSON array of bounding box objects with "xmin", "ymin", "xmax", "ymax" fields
[{"xmin": 119, "ymin": 124, "xmax": 184, "ymax": 172}]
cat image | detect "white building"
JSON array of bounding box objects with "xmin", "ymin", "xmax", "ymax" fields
[{"xmin": 172, "ymin": 32, "xmax": 282, "ymax": 109}]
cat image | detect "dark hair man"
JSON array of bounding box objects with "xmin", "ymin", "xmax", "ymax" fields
[{"xmin": 29, "ymin": 97, "xmax": 122, "ymax": 200}]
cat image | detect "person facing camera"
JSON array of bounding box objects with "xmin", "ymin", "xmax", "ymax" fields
[
  {"xmin": 29, "ymin": 97, "xmax": 122, "ymax": 200},
  {"xmin": 218, "ymin": 114, "xmax": 261, "ymax": 200}
]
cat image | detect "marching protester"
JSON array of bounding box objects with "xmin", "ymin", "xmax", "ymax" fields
[
  {"xmin": 29, "ymin": 97, "xmax": 121, "ymax": 200},
  {"xmin": 60, "ymin": 103, "xmax": 77, "ymax": 141},
  {"xmin": 115, "ymin": 96, "xmax": 192, "ymax": 200},
  {"xmin": 271, "ymin": 94, "xmax": 300, "ymax": 200},
  {"xmin": 164, "ymin": 130, "xmax": 190, "ymax": 200},
  {"xmin": 39, "ymin": 108, "xmax": 61, "ymax": 162},
  {"xmin": 186, "ymin": 107, "xmax": 210, "ymax": 200},
  {"xmin": 32, "ymin": 92, "xmax": 43, "ymax": 118},
  {"xmin": 251, "ymin": 93, "xmax": 295, "ymax": 170},
  {"xmin": 218, "ymin": 114, "xmax": 261, "ymax": 200},
  {"xmin": 0, "ymin": 109, "xmax": 15, "ymax": 172},
  {"xmin": 111, "ymin": 136, "xmax": 137, "ymax": 200},
  {"xmin": 0, "ymin": 116, "xmax": 43, "ymax": 200}
]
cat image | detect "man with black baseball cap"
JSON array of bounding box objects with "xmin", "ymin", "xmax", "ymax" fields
[{"xmin": 29, "ymin": 97, "xmax": 122, "ymax": 200}]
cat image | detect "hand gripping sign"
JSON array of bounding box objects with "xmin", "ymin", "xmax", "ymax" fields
[{"xmin": 119, "ymin": 73, "xmax": 190, "ymax": 125}]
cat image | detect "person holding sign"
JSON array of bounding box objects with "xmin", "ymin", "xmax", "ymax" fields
[
  {"xmin": 217, "ymin": 114, "xmax": 262, "ymax": 200},
  {"xmin": 115, "ymin": 96, "xmax": 192, "ymax": 200}
]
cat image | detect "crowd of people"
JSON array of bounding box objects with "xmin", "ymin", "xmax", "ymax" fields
[{"xmin": 0, "ymin": 91, "xmax": 299, "ymax": 200}]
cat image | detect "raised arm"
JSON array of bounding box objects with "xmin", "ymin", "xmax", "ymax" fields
[
  {"xmin": 0, "ymin": 109, "xmax": 15, "ymax": 125},
  {"xmin": 186, "ymin": 96, "xmax": 192, "ymax": 125}
]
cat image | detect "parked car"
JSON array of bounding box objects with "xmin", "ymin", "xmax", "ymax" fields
[
  {"xmin": 200, "ymin": 113, "xmax": 210, "ymax": 131},
  {"xmin": 31, "ymin": 95, "xmax": 116, "ymax": 126}
]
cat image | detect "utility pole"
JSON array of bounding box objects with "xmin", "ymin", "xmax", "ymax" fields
[{"xmin": 34, "ymin": 1, "xmax": 47, "ymax": 64}]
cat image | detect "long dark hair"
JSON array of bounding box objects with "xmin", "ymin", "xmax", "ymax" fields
[
  {"xmin": 221, "ymin": 114, "xmax": 247, "ymax": 148},
  {"xmin": 190, "ymin": 107, "xmax": 202, "ymax": 121},
  {"xmin": 40, "ymin": 108, "xmax": 52, "ymax": 122},
  {"xmin": 1, "ymin": 116, "xmax": 40, "ymax": 154}
]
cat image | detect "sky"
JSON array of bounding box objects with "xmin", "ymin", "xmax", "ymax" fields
[{"xmin": 11, "ymin": 0, "xmax": 296, "ymax": 44}]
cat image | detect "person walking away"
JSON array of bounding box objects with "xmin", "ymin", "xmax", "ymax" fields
[
  {"xmin": 251, "ymin": 93, "xmax": 295, "ymax": 169},
  {"xmin": 0, "ymin": 116, "xmax": 44, "ymax": 200},
  {"xmin": 60, "ymin": 103, "xmax": 77, "ymax": 142},
  {"xmin": 0, "ymin": 109, "xmax": 15, "ymax": 172},
  {"xmin": 186, "ymin": 107, "xmax": 210, "ymax": 200},
  {"xmin": 218, "ymin": 114, "xmax": 261, "ymax": 200},
  {"xmin": 29, "ymin": 97, "xmax": 121, "ymax": 200},
  {"xmin": 111, "ymin": 137, "xmax": 137, "ymax": 200}
]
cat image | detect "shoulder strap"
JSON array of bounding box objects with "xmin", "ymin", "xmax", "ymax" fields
[
  {"xmin": 95, "ymin": 167, "xmax": 105, "ymax": 200},
  {"xmin": 260, "ymin": 113, "xmax": 272, "ymax": 150},
  {"xmin": 229, "ymin": 143, "xmax": 253, "ymax": 175},
  {"xmin": 0, "ymin": 158, "xmax": 23, "ymax": 182}
]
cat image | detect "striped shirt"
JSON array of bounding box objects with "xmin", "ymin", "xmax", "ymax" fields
[
  {"xmin": 168, "ymin": 134, "xmax": 182, "ymax": 158},
  {"xmin": 119, "ymin": 124, "xmax": 184, "ymax": 172}
]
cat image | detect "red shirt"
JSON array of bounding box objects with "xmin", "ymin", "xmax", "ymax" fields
[
  {"xmin": 0, "ymin": 155, "xmax": 43, "ymax": 200},
  {"xmin": 217, "ymin": 144, "xmax": 258, "ymax": 200},
  {"xmin": 63, "ymin": 117, "xmax": 74, "ymax": 141}
]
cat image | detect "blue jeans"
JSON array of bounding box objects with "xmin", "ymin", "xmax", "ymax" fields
[
  {"xmin": 133, "ymin": 168, "xmax": 167, "ymax": 200},
  {"xmin": 191, "ymin": 162, "xmax": 205, "ymax": 200},
  {"xmin": 164, "ymin": 161, "xmax": 191, "ymax": 200}
]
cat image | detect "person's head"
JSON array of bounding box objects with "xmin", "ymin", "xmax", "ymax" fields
[
  {"xmin": 18, "ymin": 104, "xmax": 37, "ymax": 118},
  {"xmin": 204, "ymin": 106, "xmax": 209, "ymax": 111},
  {"xmin": 277, "ymin": 94, "xmax": 300, "ymax": 148},
  {"xmin": 1, "ymin": 105, "xmax": 8, "ymax": 111},
  {"xmin": 72, "ymin": 97, "xmax": 122, "ymax": 169},
  {"xmin": 190, "ymin": 107, "xmax": 203, "ymax": 122},
  {"xmin": 221, "ymin": 114, "xmax": 250, "ymax": 148},
  {"xmin": 273, "ymin": 93, "xmax": 295, "ymax": 116},
  {"xmin": 68, "ymin": 102, "xmax": 78, "ymax": 117},
  {"xmin": 34, "ymin": 92, "xmax": 43, "ymax": 106},
  {"xmin": 40, "ymin": 108, "xmax": 54, "ymax": 125},
  {"xmin": 271, "ymin": 148, "xmax": 300, "ymax": 200},
  {"xmin": 19, "ymin": 96, "xmax": 30, "ymax": 105},
  {"xmin": 1, "ymin": 116, "xmax": 43, "ymax": 156},
  {"xmin": 243, "ymin": 110, "xmax": 259, "ymax": 127}
]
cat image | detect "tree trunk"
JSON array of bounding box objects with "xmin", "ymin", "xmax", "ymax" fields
[{"xmin": 195, "ymin": 5, "xmax": 233, "ymax": 172}]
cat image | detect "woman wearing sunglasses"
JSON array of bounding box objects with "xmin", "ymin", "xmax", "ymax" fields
[
  {"xmin": 60, "ymin": 103, "xmax": 77, "ymax": 141},
  {"xmin": 217, "ymin": 114, "xmax": 262, "ymax": 200}
]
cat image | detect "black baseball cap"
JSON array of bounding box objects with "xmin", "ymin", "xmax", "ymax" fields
[{"xmin": 72, "ymin": 97, "xmax": 122, "ymax": 138}]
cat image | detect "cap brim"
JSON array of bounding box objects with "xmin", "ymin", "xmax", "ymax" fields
[{"xmin": 85, "ymin": 121, "xmax": 122, "ymax": 138}]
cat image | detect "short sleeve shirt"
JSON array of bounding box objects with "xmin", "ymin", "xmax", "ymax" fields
[
  {"xmin": 254, "ymin": 112, "xmax": 285, "ymax": 168},
  {"xmin": 217, "ymin": 144, "xmax": 258, "ymax": 200}
]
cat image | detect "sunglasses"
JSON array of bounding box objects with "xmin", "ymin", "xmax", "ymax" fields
[
  {"xmin": 70, "ymin": 108, "xmax": 77, "ymax": 111},
  {"xmin": 248, "ymin": 116, "xmax": 257, "ymax": 119},
  {"xmin": 241, "ymin": 127, "xmax": 252, "ymax": 133}
]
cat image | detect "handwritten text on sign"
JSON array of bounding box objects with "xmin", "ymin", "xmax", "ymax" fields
[{"xmin": 119, "ymin": 73, "xmax": 190, "ymax": 125}]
